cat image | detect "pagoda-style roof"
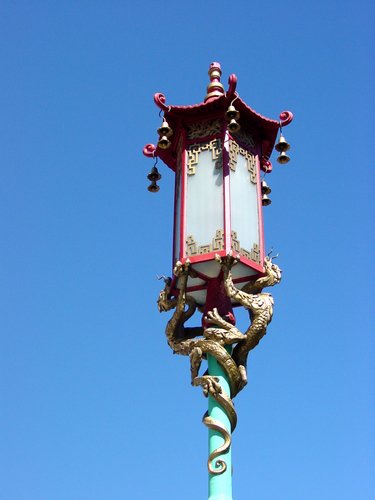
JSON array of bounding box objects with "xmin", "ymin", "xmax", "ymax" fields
[{"xmin": 143, "ymin": 63, "xmax": 293, "ymax": 173}]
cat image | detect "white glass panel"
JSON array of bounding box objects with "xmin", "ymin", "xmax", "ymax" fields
[
  {"xmin": 230, "ymin": 152, "xmax": 259, "ymax": 253},
  {"xmin": 186, "ymin": 148, "xmax": 223, "ymax": 251}
]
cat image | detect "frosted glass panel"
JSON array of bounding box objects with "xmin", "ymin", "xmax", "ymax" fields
[
  {"xmin": 174, "ymin": 167, "xmax": 181, "ymax": 262},
  {"xmin": 186, "ymin": 148, "xmax": 223, "ymax": 252},
  {"xmin": 230, "ymin": 152, "xmax": 259, "ymax": 253}
]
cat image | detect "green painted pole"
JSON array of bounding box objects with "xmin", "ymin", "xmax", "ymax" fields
[{"xmin": 207, "ymin": 351, "xmax": 233, "ymax": 500}]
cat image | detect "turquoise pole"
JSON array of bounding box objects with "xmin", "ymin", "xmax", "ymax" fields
[{"xmin": 207, "ymin": 351, "xmax": 233, "ymax": 500}]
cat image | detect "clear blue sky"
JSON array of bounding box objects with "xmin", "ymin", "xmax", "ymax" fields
[{"xmin": 0, "ymin": 1, "xmax": 374, "ymax": 499}]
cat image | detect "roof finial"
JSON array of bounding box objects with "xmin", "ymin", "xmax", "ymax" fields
[{"xmin": 205, "ymin": 62, "xmax": 225, "ymax": 102}]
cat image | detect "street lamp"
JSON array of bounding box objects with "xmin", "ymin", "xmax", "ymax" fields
[{"xmin": 143, "ymin": 62, "xmax": 293, "ymax": 500}]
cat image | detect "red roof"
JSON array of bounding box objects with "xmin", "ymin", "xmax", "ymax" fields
[{"xmin": 143, "ymin": 64, "xmax": 293, "ymax": 173}]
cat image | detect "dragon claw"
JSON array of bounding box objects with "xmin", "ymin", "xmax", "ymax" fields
[
  {"xmin": 173, "ymin": 261, "xmax": 182, "ymax": 276},
  {"xmin": 215, "ymin": 254, "xmax": 222, "ymax": 264},
  {"xmin": 193, "ymin": 375, "xmax": 222, "ymax": 397},
  {"xmin": 173, "ymin": 260, "xmax": 191, "ymax": 277},
  {"xmin": 219, "ymin": 253, "xmax": 239, "ymax": 273},
  {"xmin": 205, "ymin": 308, "xmax": 231, "ymax": 330}
]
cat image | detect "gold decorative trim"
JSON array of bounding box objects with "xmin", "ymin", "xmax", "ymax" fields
[
  {"xmin": 187, "ymin": 119, "xmax": 221, "ymax": 139},
  {"xmin": 186, "ymin": 235, "xmax": 198, "ymax": 256},
  {"xmin": 231, "ymin": 231, "xmax": 240, "ymax": 252},
  {"xmin": 199, "ymin": 244, "xmax": 211, "ymax": 255},
  {"xmin": 212, "ymin": 229, "xmax": 224, "ymax": 251},
  {"xmin": 187, "ymin": 139, "xmax": 222, "ymax": 175},
  {"xmin": 186, "ymin": 229, "xmax": 224, "ymax": 257},
  {"xmin": 240, "ymin": 243, "xmax": 260, "ymax": 264},
  {"xmin": 231, "ymin": 233, "xmax": 260, "ymax": 264},
  {"xmin": 229, "ymin": 140, "xmax": 257, "ymax": 184}
]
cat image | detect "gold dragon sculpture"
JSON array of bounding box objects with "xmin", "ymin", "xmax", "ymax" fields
[{"xmin": 157, "ymin": 254, "xmax": 281, "ymax": 474}]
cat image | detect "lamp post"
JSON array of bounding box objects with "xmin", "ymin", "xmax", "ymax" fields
[{"xmin": 143, "ymin": 62, "xmax": 293, "ymax": 499}]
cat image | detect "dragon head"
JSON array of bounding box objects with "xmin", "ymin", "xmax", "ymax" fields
[
  {"xmin": 263, "ymin": 256, "xmax": 282, "ymax": 287},
  {"xmin": 157, "ymin": 276, "xmax": 175, "ymax": 312}
]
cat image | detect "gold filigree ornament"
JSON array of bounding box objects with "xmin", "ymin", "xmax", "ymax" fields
[
  {"xmin": 185, "ymin": 229, "xmax": 224, "ymax": 257},
  {"xmin": 187, "ymin": 119, "xmax": 222, "ymax": 140},
  {"xmin": 239, "ymin": 243, "xmax": 261, "ymax": 263},
  {"xmin": 229, "ymin": 140, "xmax": 257, "ymax": 183},
  {"xmin": 187, "ymin": 139, "xmax": 222, "ymax": 175}
]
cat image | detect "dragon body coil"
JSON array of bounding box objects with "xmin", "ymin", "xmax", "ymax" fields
[{"xmin": 157, "ymin": 256, "xmax": 281, "ymax": 475}]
